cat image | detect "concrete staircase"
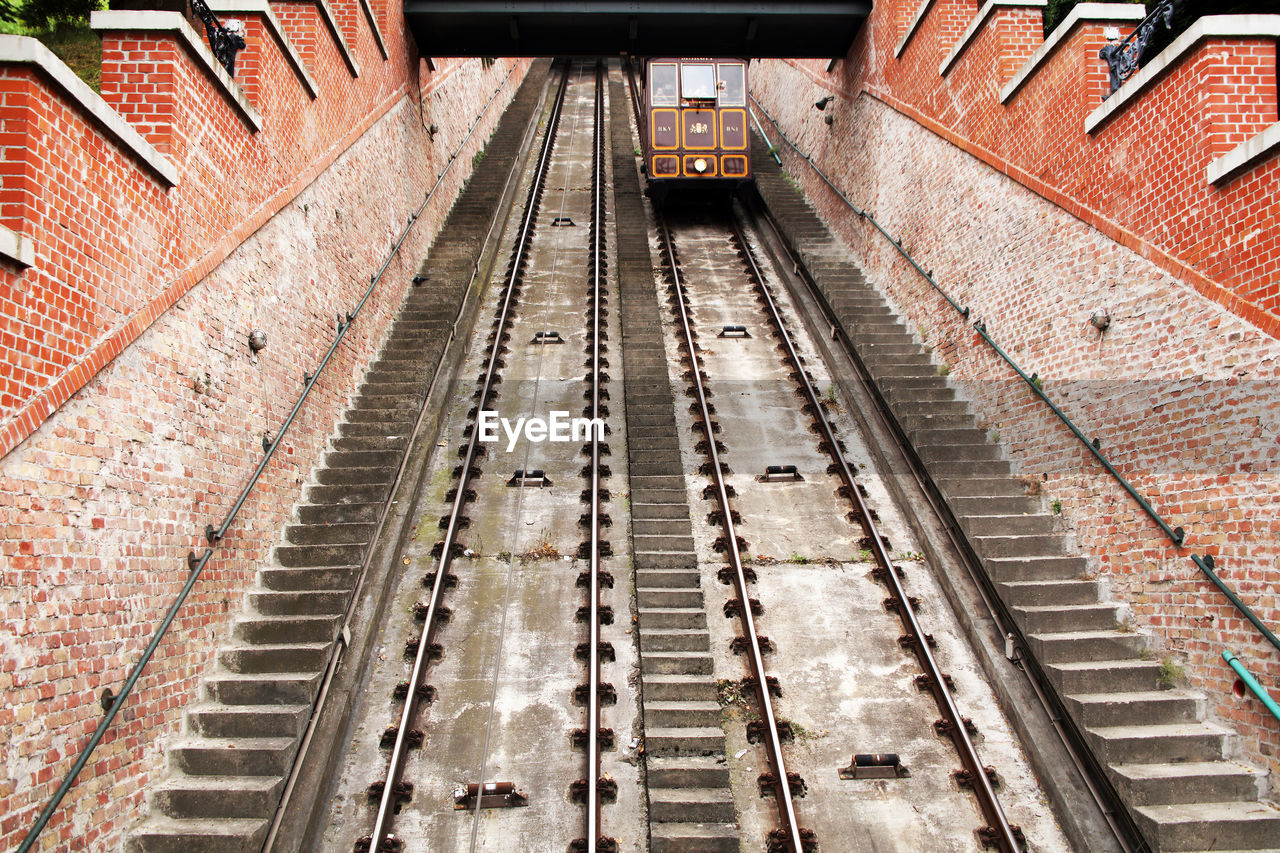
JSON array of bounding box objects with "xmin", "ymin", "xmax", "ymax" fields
[
  {"xmin": 751, "ymin": 135, "xmax": 1280, "ymax": 853},
  {"xmin": 124, "ymin": 66, "xmax": 551, "ymax": 853},
  {"xmin": 610, "ymin": 76, "xmax": 738, "ymax": 852}
]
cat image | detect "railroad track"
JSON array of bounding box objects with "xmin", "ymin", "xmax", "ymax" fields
[
  {"xmin": 650, "ymin": 202, "xmax": 1025, "ymax": 853},
  {"xmin": 355, "ymin": 61, "xmax": 621, "ymax": 852},
  {"xmin": 314, "ymin": 59, "xmax": 1067, "ymax": 853}
]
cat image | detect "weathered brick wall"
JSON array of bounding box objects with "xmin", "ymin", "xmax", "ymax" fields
[
  {"xmin": 752, "ymin": 4, "xmax": 1280, "ymax": 775},
  {"xmin": 0, "ymin": 6, "xmax": 530, "ymax": 848}
]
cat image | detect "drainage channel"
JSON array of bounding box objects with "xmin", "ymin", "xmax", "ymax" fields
[
  {"xmin": 647, "ymin": 201, "xmax": 1072, "ymax": 853},
  {"xmin": 317, "ymin": 61, "xmax": 644, "ymax": 851}
]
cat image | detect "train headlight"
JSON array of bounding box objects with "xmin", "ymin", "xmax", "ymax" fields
[{"xmin": 693, "ymin": 158, "xmax": 708, "ymax": 173}]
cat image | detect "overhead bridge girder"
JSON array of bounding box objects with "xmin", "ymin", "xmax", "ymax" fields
[{"xmin": 404, "ymin": 1, "xmax": 872, "ymax": 59}]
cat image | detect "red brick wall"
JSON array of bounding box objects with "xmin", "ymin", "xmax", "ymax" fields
[
  {"xmin": 752, "ymin": 5, "xmax": 1280, "ymax": 774},
  {"xmin": 0, "ymin": 11, "xmax": 530, "ymax": 850}
]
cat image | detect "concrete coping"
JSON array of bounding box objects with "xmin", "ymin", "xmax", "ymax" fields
[
  {"xmin": 1207, "ymin": 120, "xmax": 1280, "ymax": 185},
  {"xmin": 358, "ymin": 0, "xmax": 388, "ymax": 60},
  {"xmin": 91, "ymin": 10, "xmax": 264, "ymax": 132},
  {"xmin": 895, "ymin": 0, "xmax": 938, "ymax": 58},
  {"xmin": 1085, "ymin": 14, "xmax": 1280, "ymax": 134},
  {"xmin": 0, "ymin": 221, "xmax": 35, "ymax": 268},
  {"xmin": 939, "ymin": 0, "xmax": 1048, "ymax": 77},
  {"xmin": 1000, "ymin": 3, "xmax": 1146, "ymax": 103},
  {"xmin": 0, "ymin": 33, "xmax": 180, "ymax": 187},
  {"xmin": 310, "ymin": 0, "xmax": 362, "ymax": 78},
  {"xmin": 206, "ymin": 0, "xmax": 319, "ymax": 99}
]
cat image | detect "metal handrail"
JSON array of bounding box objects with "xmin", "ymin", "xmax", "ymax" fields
[
  {"xmin": 1223, "ymin": 650, "xmax": 1280, "ymax": 724},
  {"xmin": 747, "ymin": 96, "xmax": 1279, "ymax": 656},
  {"xmin": 17, "ymin": 60, "xmax": 521, "ymax": 853}
]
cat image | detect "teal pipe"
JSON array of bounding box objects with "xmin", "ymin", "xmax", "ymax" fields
[{"xmin": 1223, "ymin": 650, "xmax": 1280, "ymax": 723}]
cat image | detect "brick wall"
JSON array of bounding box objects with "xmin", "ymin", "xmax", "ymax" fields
[
  {"xmin": 0, "ymin": 7, "xmax": 529, "ymax": 848},
  {"xmin": 752, "ymin": 5, "xmax": 1279, "ymax": 774}
]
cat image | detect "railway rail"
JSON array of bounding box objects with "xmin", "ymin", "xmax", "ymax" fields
[
  {"xmin": 653, "ymin": 209, "xmax": 812, "ymax": 853},
  {"xmin": 653, "ymin": 202, "xmax": 1027, "ymax": 853},
  {"xmin": 358, "ymin": 64, "xmax": 575, "ymax": 853}
]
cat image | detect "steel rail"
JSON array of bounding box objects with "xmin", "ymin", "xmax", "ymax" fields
[
  {"xmin": 742, "ymin": 193, "xmax": 1148, "ymax": 853},
  {"xmin": 654, "ymin": 211, "xmax": 807, "ymax": 853},
  {"xmin": 727, "ymin": 214, "xmax": 1023, "ymax": 853},
  {"xmin": 584, "ymin": 59, "xmax": 607, "ymax": 853},
  {"xmin": 363, "ymin": 65, "xmax": 572, "ymax": 852},
  {"xmin": 17, "ymin": 60, "xmax": 524, "ymax": 853}
]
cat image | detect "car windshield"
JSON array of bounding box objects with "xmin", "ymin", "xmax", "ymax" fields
[{"xmin": 681, "ymin": 64, "xmax": 716, "ymax": 99}]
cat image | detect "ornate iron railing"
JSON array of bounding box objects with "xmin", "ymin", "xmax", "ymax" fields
[
  {"xmin": 1099, "ymin": 0, "xmax": 1175, "ymax": 95},
  {"xmin": 192, "ymin": 0, "xmax": 246, "ymax": 76}
]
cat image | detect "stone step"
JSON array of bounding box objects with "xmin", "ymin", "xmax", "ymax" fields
[
  {"xmin": 284, "ymin": 521, "xmax": 377, "ymax": 546},
  {"xmin": 645, "ymin": 700, "xmax": 722, "ymax": 728},
  {"xmin": 153, "ymin": 774, "xmax": 283, "ymax": 820},
  {"xmin": 636, "ymin": 569, "xmax": 700, "ymax": 588},
  {"xmin": 305, "ymin": 482, "xmax": 390, "ymax": 505},
  {"xmin": 1048, "ymin": 659, "xmax": 1162, "ymax": 695},
  {"xmin": 218, "ymin": 642, "xmax": 331, "ymax": 674},
  {"xmin": 638, "ymin": 587, "xmax": 704, "ymax": 609},
  {"xmin": 1086, "ymin": 723, "xmax": 1229, "ymax": 766},
  {"xmin": 648, "ymin": 786, "xmax": 736, "ymax": 823},
  {"xmin": 649, "ymin": 822, "xmax": 738, "ymax": 853},
  {"xmin": 258, "ymin": 565, "xmax": 358, "ymax": 593},
  {"xmin": 642, "ymin": 651, "xmax": 714, "ymax": 675},
  {"xmin": 635, "ymin": 550, "xmax": 700, "ymax": 569},
  {"xmin": 631, "ymin": 502, "xmax": 691, "ymax": 520},
  {"xmin": 1132, "ymin": 800, "xmax": 1280, "ymax": 852},
  {"xmin": 296, "ymin": 501, "xmax": 382, "ymax": 525},
  {"xmin": 936, "ymin": 476, "xmax": 1026, "ymax": 498},
  {"xmin": 644, "ymin": 726, "xmax": 727, "ymax": 756},
  {"xmin": 642, "ymin": 674, "xmax": 719, "ymax": 702},
  {"xmin": 323, "ymin": 448, "xmax": 402, "ymax": 469},
  {"xmin": 997, "ymin": 578, "xmax": 1100, "ymax": 608},
  {"xmin": 331, "ymin": 434, "xmax": 407, "ymax": 452},
  {"xmin": 1012, "ymin": 602, "xmax": 1118, "ymax": 634},
  {"xmin": 641, "ymin": 629, "xmax": 711, "ymax": 653},
  {"xmin": 638, "ymin": 607, "xmax": 708, "ymax": 629},
  {"xmin": 247, "ymin": 589, "xmax": 348, "ymax": 616},
  {"xmin": 634, "ymin": 518, "xmax": 697, "ymax": 538},
  {"xmin": 1023, "ymin": 629, "xmax": 1146, "ymax": 664},
  {"xmin": 917, "ymin": 442, "xmax": 1000, "ymax": 463},
  {"xmin": 646, "ymin": 754, "xmax": 731, "ymax": 788},
  {"xmin": 928, "ymin": 459, "xmax": 1013, "ymax": 479},
  {"xmin": 171, "ymin": 737, "xmax": 296, "ymax": 777},
  {"xmin": 274, "ymin": 542, "xmax": 365, "ymax": 568},
  {"xmin": 124, "ymin": 817, "xmax": 268, "ymax": 853},
  {"xmin": 632, "ymin": 535, "xmax": 696, "ymax": 555},
  {"xmin": 960, "ymin": 513, "xmax": 1056, "ymax": 538},
  {"xmin": 947, "ymin": 494, "xmax": 1041, "ymax": 517},
  {"xmin": 972, "ymin": 533, "xmax": 1066, "ymax": 559},
  {"xmin": 314, "ymin": 465, "xmax": 395, "ymax": 487},
  {"xmin": 983, "ymin": 555, "xmax": 1087, "ymax": 583},
  {"xmin": 204, "ymin": 671, "xmax": 320, "ymax": 706},
  {"xmin": 640, "ymin": 625, "xmax": 711, "ymax": 650},
  {"xmin": 1111, "ymin": 761, "xmax": 1266, "ymax": 807},
  {"xmin": 187, "ymin": 704, "xmax": 310, "ymax": 740},
  {"xmin": 1064, "ymin": 690, "xmax": 1201, "ymax": 729}
]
